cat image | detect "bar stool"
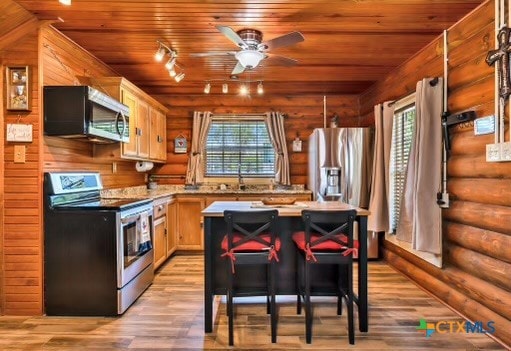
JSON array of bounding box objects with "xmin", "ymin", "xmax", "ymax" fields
[
  {"xmin": 221, "ymin": 209, "xmax": 280, "ymax": 346},
  {"xmin": 292, "ymin": 209, "xmax": 357, "ymax": 344}
]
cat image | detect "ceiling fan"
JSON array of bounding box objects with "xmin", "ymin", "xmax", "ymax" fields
[{"xmin": 190, "ymin": 25, "xmax": 305, "ymax": 75}]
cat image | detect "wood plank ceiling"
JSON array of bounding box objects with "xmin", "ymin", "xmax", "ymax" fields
[{"xmin": 13, "ymin": 0, "xmax": 484, "ymax": 97}]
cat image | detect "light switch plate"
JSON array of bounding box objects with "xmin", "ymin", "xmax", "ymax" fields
[
  {"xmin": 14, "ymin": 145, "xmax": 26, "ymax": 163},
  {"xmin": 486, "ymin": 143, "xmax": 501, "ymax": 162}
]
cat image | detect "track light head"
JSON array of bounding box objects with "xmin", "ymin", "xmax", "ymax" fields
[
  {"xmin": 257, "ymin": 81, "xmax": 264, "ymax": 95},
  {"xmin": 59, "ymin": 0, "xmax": 72, "ymax": 5},
  {"xmin": 204, "ymin": 83, "xmax": 211, "ymax": 94},
  {"xmin": 239, "ymin": 85, "xmax": 249, "ymax": 96},
  {"xmin": 154, "ymin": 46, "xmax": 165, "ymax": 62},
  {"xmin": 175, "ymin": 73, "xmax": 185, "ymax": 83},
  {"xmin": 222, "ymin": 84, "xmax": 229, "ymax": 94},
  {"xmin": 165, "ymin": 57, "xmax": 176, "ymax": 70}
]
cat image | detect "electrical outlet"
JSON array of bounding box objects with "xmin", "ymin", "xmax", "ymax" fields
[
  {"xmin": 486, "ymin": 143, "xmax": 501, "ymax": 162},
  {"xmin": 500, "ymin": 142, "xmax": 511, "ymax": 161},
  {"xmin": 437, "ymin": 192, "xmax": 450, "ymax": 208}
]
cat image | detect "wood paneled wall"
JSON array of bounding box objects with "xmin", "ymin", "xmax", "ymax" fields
[
  {"xmin": 360, "ymin": 1, "xmax": 510, "ymax": 347},
  {"xmin": 152, "ymin": 94, "xmax": 361, "ymax": 185},
  {"xmin": 2, "ymin": 31, "xmax": 41, "ymax": 315},
  {"xmin": 41, "ymin": 27, "xmax": 146, "ymax": 188}
]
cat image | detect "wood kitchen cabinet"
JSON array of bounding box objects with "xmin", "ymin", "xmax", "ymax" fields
[
  {"xmin": 153, "ymin": 196, "xmax": 169, "ymax": 269},
  {"xmin": 166, "ymin": 198, "xmax": 178, "ymax": 257},
  {"xmin": 176, "ymin": 196, "xmax": 205, "ymax": 250},
  {"xmin": 91, "ymin": 77, "xmax": 167, "ymax": 163},
  {"xmin": 149, "ymin": 107, "xmax": 167, "ymax": 162}
]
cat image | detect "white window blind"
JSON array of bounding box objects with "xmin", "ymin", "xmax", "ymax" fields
[
  {"xmin": 205, "ymin": 119, "xmax": 275, "ymax": 177},
  {"xmin": 389, "ymin": 104, "xmax": 416, "ymax": 232}
]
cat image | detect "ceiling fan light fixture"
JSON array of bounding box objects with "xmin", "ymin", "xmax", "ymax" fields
[{"xmin": 235, "ymin": 50, "xmax": 265, "ymax": 69}]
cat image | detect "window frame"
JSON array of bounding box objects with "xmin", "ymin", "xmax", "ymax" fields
[
  {"xmin": 389, "ymin": 94, "xmax": 416, "ymax": 233},
  {"xmin": 203, "ymin": 115, "xmax": 276, "ymax": 179}
]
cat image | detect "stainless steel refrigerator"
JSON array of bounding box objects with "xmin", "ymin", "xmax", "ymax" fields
[{"xmin": 308, "ymin": 127, "xmax": 379, "ymax": 258}]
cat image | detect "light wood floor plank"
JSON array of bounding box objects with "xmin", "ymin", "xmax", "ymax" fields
[{"xmin": 0, "ymin": 254, "xmax": 506, "ymax": 350}]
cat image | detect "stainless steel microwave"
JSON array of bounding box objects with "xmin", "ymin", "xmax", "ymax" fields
[{"xmin": 44, "ymin": 86, "xmax": 130, "ymax": 143}]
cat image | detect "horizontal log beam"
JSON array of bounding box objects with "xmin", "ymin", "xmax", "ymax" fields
[
  {"xmin": 446, "ymin": 245, "xmax": 511, "ymax": 291},
  {"xmin": 443, "ymin": 200, "xmax": 511, "ymax": 235},
  {"xmin": 445, "ymin": 221, "xmax": 511, "ymax": 264},
  {"xmin": 447, "ymin": 178, "xmax": 511, "ymax": 207}
]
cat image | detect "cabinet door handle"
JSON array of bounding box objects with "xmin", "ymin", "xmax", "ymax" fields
[{"xmin": 158, "ymin": 205, "xmax": 163, "ymax": 211}]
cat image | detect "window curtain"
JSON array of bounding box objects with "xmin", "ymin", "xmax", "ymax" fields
[
  {"xmin": 368, "ymin": 102, "xmax": 394, "ymax": 232},
  {"xmin": 396, "ymin": 78, "xmax": 443, "ymax": 254},
  {"xmin": 185, "ymin": 111, "xmax": 212, "ymax": 185},
  {"xmin": 265, "ymin": 112, "xmax": 290, "ymax": 185}
]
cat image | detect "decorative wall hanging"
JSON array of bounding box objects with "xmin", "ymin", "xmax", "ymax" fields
[
  {"xmin": 174, "ymin": 134, "xmax": 187, "ymax": 153},
  {"xmin": 6, "ymin": 66, "xmax": 30, "ymax": 111}
]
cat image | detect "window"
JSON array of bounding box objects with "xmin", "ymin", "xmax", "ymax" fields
[
  {"xmin": 205, "ymin": 119, "xmax": 275, "ymax": 177},
  {"xmin": 389, "ymin": 104, "xmax": 416, "ymax": 232}
]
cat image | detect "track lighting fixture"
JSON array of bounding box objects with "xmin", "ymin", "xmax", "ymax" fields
[
  {"xmin": 165, "ymin": 57, "xmax": 176, "ymax": 71},
  {"xmin": 155, "ymin": 40, "xmax": 184, "ymax": 82},
  {"xmin": 154, "ymin": 45, "xmax": 166, "ymax": 62},
  {"xmin": 239, "ymin": 85, "xmax": 249, "ymax": 96},
  {"xmin": 201, "ymin": 80, "xmax": 265, "ymax": 95},
  {"xmin": 257, "ymin": 81, "xmax": 264, "ymax": 95},
  {"xmin": 175, "ymin": 73, "xmax": 185, "ymax": 83}
]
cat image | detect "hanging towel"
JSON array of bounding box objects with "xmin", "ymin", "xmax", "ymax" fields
[{"xmin": 140, "ymin": 212, "xmax": 151, "ymax": 244}]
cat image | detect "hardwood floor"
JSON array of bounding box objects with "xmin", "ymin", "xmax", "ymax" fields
[{"xmin": 0, "ymin": 254, "xmax": 506, "ymax": 350}]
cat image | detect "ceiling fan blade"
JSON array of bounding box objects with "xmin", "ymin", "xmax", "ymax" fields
[
  {"xmin": 231, "ymin": 61, "xmax": 246, "ymax": 75},
  {"xmin": 190, "ymin": 51, "xmax": 236, "ymax": 57},
  {"xmin": 216, "ymin": 25, "xmax": 248, "ymax": 49},
  {"xmin": 266, "ymin": 54, "xmax": 298, "ymax": 66},
  {"xmin": 260, "ymin": 32, "xmax": 304, "ymax": 51}
]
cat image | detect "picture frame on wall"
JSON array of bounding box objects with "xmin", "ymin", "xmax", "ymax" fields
[{"xmin": 6, "ymin": 66, "xmax": 30, "ymax": 111}]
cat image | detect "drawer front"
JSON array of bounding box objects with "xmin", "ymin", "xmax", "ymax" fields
[{"xmin": 154, "ymin": 203, "xmax": 167, "ymax": 219}]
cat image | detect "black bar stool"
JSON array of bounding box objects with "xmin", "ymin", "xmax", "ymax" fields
[
  {"xmin": 292, "ymin": 209, "xmax": 357, "ymax": 344},
  {"xmin": 221, "ymin": 209, "xmax": 280, "ymax": 346}
]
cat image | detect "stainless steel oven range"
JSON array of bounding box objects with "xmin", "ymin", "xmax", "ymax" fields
[{"xmin": 43, "ymin": 172, "xmax": 154, "ymax": 316}]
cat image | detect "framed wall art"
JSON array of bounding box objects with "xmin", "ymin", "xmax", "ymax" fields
[{"xmin": 6, "ymin": 66, "xmax": 30, "ymax": 111}]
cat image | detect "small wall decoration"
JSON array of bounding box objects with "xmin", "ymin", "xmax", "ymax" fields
[
  {"xmin": 6, "ymin": 123, "xmax": 33, "ymax": 142},
  {"xmin": 174, "ymin": 134, "xmax": 187, "ymax": 153},
  {"xmin": 292, "ymin": 136, "xmax": 302, "ymax": 152},
  {"xmin": 6, "ymin": 66, "xmax": 30, "ymax": 111}
]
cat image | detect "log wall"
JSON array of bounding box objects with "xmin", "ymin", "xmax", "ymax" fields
[
  {"xmin": 360, "ymin": 1, "xmax": 511, "ymax": 347},
  {"xmin": 152, "ymin": 94, "xmax": 361, "ymax": 186}
]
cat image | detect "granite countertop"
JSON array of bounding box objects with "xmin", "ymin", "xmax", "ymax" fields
[{"xmin": 102, "ymin": 184, "xmax": 312, "ymax": 200}]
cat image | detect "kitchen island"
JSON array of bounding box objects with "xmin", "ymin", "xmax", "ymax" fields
[{"xmin": 201, "ymin": 200, "xmax": 370, "ymax": 334}]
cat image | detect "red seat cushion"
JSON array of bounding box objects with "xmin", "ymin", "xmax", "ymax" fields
[
  {"xmin": 292, "ymin": 231, "xmax": 359, "ymax": 252},
  {"xmin": 221, "ymin": 233, "xmax": 281, "ymax": 252}
]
